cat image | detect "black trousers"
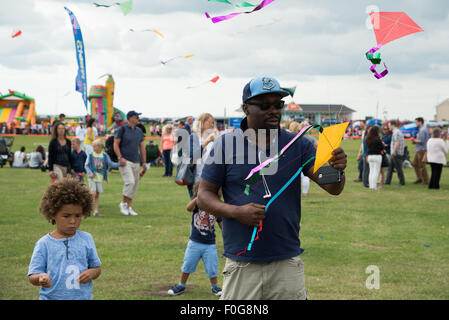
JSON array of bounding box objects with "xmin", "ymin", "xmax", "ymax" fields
[{"xmin": 428, "ymin": 163, "xmax": 443, "ymax": 189}]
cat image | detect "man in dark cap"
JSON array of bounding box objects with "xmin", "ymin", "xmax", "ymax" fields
[
  {"xmin": 114, "ymin": 111, "xmax": 146, "ymax": 216},
  {"xmin": 197, "ymin": 76, "xmax": 347, "ymax": 300}
]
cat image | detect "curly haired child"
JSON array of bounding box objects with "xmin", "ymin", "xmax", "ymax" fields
[{"xmin": 28, "ymin": 177, "xmax": 102, "ymax": 300}]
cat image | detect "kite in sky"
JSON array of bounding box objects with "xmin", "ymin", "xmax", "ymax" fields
[
  {"xmin": 129, "ymin": 28, "xmax": 164, "ymax": 38},
  {"xmin": 208, "ymin": 0, "xmax": 256, "ymax": 8},
  {"xmin": 161, "ymin": 54, "xmax": 194, "ymax": 65},
  {"xmin": 186, "ymin": 76, "xmax": 220, "ymax": 89},
  {"xmin": 366, "ymin": 11, "xmax": 423, "ymax": 79},
  {"xmin": 205, "ymin": 0, "xmax": 275, "ymax": 23},
  {"xmin": 93, "ymin": 0, "xmax": 132, "ymax": 15},
  {"xmin": 239, "ymin": 122, "xmax": 349, "ymax": 255},
  {"xmin": 11, "ymin": 30, "xmax": 22, "ymax": 38}
]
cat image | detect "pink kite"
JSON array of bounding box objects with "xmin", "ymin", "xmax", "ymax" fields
[
  {"xmin": 369, "ymin": 11, "xmax": 423, "ymax": 46},
  {"xmin": 366, "ymin": 12, "xmax": 423, "ymax": 79}
]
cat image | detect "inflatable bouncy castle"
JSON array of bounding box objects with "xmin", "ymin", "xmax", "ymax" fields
[
  {"xmin": 0, "ymin": 90, "xmax": 36, "ymax": 125},
  {"xmin": 88, "ymin": 74, "xmax": 125, "ymax": 132}
]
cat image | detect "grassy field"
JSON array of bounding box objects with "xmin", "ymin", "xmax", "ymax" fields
[{"xmin": 0, "ymin": 135, "xmax": 448, "ymax": 300}]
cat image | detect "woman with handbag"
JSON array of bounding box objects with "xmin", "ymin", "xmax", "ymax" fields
[
  {"xmin": 48, "ymin": 121, "xmax": 72, "ymax": 181},
  {"xmin": 426, "ymin": 128, "xmax": 448, "ymax": 189},
  {"xmin": 190, "ymin": 113, "xmax": 217, "ymax": 184},
  {"xmin": 179, "ymin": 114, "xmax": 217, "ymax": 199}
]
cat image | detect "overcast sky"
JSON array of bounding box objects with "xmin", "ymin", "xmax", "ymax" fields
[{"xmin": 1, "ymin": 0, "xmax": 448, "ymax": 121}]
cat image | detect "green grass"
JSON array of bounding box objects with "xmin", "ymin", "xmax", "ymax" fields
[{"xmin": 1, "ymin": 136, "xmax": 448, "ymax": 299}]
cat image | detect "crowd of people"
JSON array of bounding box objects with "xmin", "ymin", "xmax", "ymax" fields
[
  {"xmin": 354, "ymin": 117, "xmax": 448, "ymax": 190},
  {"xmin": 1, "ymin": 76, "xmax": 445, "ymax": 301}
]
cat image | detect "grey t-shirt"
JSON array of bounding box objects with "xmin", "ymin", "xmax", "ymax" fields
[{"xmin": 115, "ymin": 124, "xmax": 144, "ymax": 163}]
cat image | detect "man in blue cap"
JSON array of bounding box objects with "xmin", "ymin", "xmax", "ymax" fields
[
  {"xmin": 114, "ymin": 110, "xmax": 146, "ymax": 216},
  {"xmin": 197, "ymin": 76, "xmax": 347, "ymax": 299}
]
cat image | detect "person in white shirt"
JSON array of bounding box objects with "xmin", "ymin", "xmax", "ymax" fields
[
  {"xmin": 426, "ymin": 128, "xmax": 448, "ymax": 189},
  {"xmin": 12, "ymin": 146, "xmax": 29, "ymax": 168},
  {"xmin": 76, "ymin": 124, "xmax": 86, "ymax": 149}
]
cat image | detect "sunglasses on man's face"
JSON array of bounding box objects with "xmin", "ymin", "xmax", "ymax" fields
[{"xmin": 247, "ymin": 100, "xmax": 285, "ymax": 111}]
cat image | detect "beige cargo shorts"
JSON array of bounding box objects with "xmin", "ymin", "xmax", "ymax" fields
[
  {"xmin": 220, "ymin": 254, "xmax": 307, "ymax": 300},
  {"xmin": 119, "ymin": 160, "xmax": 140, "ymax": 199}
]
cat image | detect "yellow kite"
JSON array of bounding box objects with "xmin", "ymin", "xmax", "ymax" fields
[{"xmin": 313, "ymin": 122, "xmax": 349, "ymax": 173}]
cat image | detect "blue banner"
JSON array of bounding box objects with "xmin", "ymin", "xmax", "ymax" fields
[
  {"xmin": 64, "ymin": 7, "xmax": 88, "ymax": 110},
  {"xmin": 229, "ymin": 117, "xmax": 243, "ymax": 129}
]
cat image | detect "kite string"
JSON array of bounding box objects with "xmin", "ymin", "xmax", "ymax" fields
[
  {"xmin": 245, "ymin": 124, "xmax": 318, "ymax": 181},
  {"xmin": 242, "ymin": 156, "xmax": 316, "ymax": 254}
]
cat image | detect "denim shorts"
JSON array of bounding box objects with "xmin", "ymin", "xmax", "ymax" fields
[{"xmin": 181, "ymin": 240, "xmax": 219, "ymax": 279}]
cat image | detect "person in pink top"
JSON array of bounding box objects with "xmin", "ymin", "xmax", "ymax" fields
[{"xmin": 161, "ymin": 124, "xmax": 175, "ymax": 177}]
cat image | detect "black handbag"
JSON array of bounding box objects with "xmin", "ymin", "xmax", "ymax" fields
[{"xmin": 174, "ymin": 162, "xmax": 195, "ymax": 186}]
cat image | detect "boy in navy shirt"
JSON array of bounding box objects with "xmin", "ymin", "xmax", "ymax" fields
[
  {"xmin": 168, "ymin": 183, "xmax": 223, "ymax": 297},
  {"xmin": 70, "ymin": 138, "xmax": 87, "ymax": 183}
]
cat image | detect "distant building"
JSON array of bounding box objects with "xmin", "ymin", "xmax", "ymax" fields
[
  {"xmin": 435, "ymin": 99, "xmax": 449, "ymax": 121},
  {"xmin": 282, "ymin": 102, "xmax": 356, "ymax": 124}
]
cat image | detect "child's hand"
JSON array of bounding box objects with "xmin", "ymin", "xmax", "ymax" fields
[
  {"xmin": 39, "ymin": 273, "xmax": 51, "ymax": 288},
  {"xmin": 89, "ymin": 173, "xmax": 95, "ymax": 179},
  {"xmin": 77, "ymin": 268, "xmax": 101, "ymax": 284},
  {"xmin": 77, "ymin": 269, "xmax": 94, "ymax": 284}
]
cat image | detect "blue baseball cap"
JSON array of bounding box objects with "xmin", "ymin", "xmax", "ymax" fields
[
  {"xmin": 126, "ymin": 110, "xmax": 141, "ymax": 119},
  {"xmin": 242, "ymin": 76, "xmax": 289, "ymax": 103}
]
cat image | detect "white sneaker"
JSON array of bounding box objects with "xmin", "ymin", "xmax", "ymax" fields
[
  {"xmin": 119, "ymin": 202, "xmax": 129, "ymax": 216},
  {"xmin": 128, "ymin": 207, "xmax": 138, "ymax": 216}
]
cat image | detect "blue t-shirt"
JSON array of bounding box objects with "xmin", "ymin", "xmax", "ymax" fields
[
  {"xmin": 190, "ymin": 205, "xmax": 222, "ymax": 245},
  {"xmin": 115, "ymin": 124, "xmax": 144, "ymax": 163},
  {"xmin": 28, "ymin": 230, "xmax": 101, "ymax": 300},
  {"xmin": 201, "ymin": 119, "xmax": 316, "ymax": 262}
]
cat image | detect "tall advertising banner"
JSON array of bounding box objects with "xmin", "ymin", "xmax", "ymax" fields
[{"xmin": 64, "ymin": 7, "xmax": 88, "ymax": 110}]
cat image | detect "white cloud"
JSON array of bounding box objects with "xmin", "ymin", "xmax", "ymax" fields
[{"xmin": 0, "ymin": 0, "xmax": 448, "ymax": 122}]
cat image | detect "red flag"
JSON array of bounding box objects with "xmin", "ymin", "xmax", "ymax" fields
[
  {"xmin": 369, "ymin": 12, "xmax": 423, "ymax": 46},
  {"xmin": 210, "ymin": 76, "xmax": 220, "ymax": 83},
  {"xmin": 11, "ymin": 30, "xmax": 22, "ymax": 38}
]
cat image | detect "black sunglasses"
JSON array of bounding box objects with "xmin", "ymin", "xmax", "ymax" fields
[{"xmin": 247, "ymin": 100, "xmax": 285, "ymax": 111}]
